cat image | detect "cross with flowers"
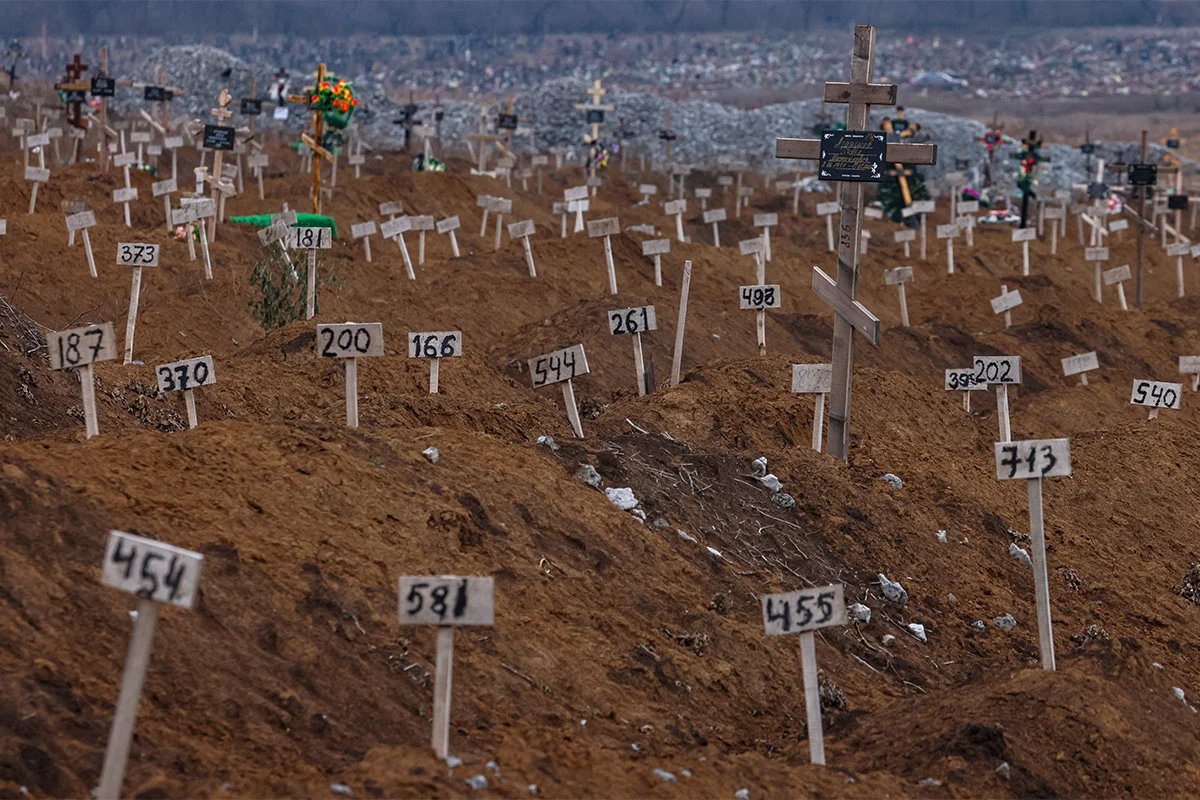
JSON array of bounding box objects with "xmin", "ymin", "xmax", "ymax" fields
[{"xmin": 289, "ymin": 63, "xmax": 359, "ymax": 213}]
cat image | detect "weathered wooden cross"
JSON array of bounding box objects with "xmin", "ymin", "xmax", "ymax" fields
[
  {"xmin": 288, "ymin": 63, "xmax": 335, "ymax": 213},
  {"xmin": 54, "ymin": 54, "xmax": 89, "ymax": 130},
  {"xmin": 575, "ymin": 79, "xmax": 613, "ymax": 145},
  {"xmin": 775, "ymin": 25, "xmax": 936, "ymax": 460}
]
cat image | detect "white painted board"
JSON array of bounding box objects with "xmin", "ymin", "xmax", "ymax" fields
[
  {"xmin": 642, "ymin": 239, "xmax": 670, "ymax": 256},
  {"xmin": 316, "ymin": 323, "xmax": 385, "ymax": 358},
  {"xmin": 1130, "ymin": 380, "xmax": 1182, "ymax": 409},
  {"xmin": 971, "ymin": 355, "xmax": 1022, "ymax": 384},
  {"xmin": 791, "ymin": 363, "xmax": 832, "ymax": 394},
  {"xmin": 761, "ymin": 584, "xmax": 846, "ymax": 635},
  {"xmin": 528, "ymin": 344, "xmax": 589, "ymax": 387},
  {"xmin": 156, "ymin": 355, "xmax": 216, "ymax": 392},
  {"xmin": 398, "ymin": 576, "xmax": 494, "ymax": 626},
  {"xmin": 994, "ymin": 439, "xmax": 1071, "ymax": 480},
  {"xmin": 115, "ymin": 243, "xmax": 160, "ymax": 267},
  {"xmin": 1061, "ymin": 352, "xmax": 1099, "ymax": 376},
  {"xmin": 739, "ymin": 284, "xmax": 781, "ymax": 310},
  {"xmin": 607, "ymin": 305, "xmax": 657, "ymax": 335},
  {"xmin": 884, "ymin": 266, "xmax": 913, "ymax": 285},
  {"xmin": 408, "ymin": 331, "xmax": 463, "ymax": 358},
  {"xmin": 102, "ymin": 531, "xmax": 203, "ymax": 609},
  {"xmin": 1012, "ymin": 227, "xmax": 1037, "ymax": 242},
  {"xmin": 48, "ymin": 323, "xmax": 117, "ymax": 370}
]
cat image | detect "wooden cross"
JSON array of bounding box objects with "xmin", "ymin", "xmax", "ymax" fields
[
  {"xmin": 888, "ymin": 163, "xmax": 914, "ymax": 206},
  {"xmin": 573, "ymin": 78, "xmax": 615, "ymax": 145},
  {"xmin": 288, "ymin": 63, "xmax": 335, "ymax": 213},
  {"xmin": 774, "ymin": 25, "xmax": 936, "ymax": 460},
  {"xmin": 54, "ymin": 53, "xmax": 90, "ymax": 130}
]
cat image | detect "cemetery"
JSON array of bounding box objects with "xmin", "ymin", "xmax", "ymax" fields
[{"xmin": 2, "ymin": 3, "xmax": 1200, "ymax": 798}]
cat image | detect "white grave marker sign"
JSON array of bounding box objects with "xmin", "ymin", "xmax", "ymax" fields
[
  {"xmin": 528, "ymin": 344, "xmax": 589, "ymax": 438},
  {"xmin": 408, "ymin": 330, "xmax": 463, "ymax": 393},
  {"xmin": 317, "ymin": 323, "xmax": 385, "ymax": 428},
  {"xmin": 791, "ymin": 363, "xmax": 833, "ymax": 450}
]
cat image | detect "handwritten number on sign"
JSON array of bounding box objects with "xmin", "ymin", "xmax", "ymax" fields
[
  {"xmin": 999, "ymin": 443, "xmax": 1058, "ymax": 479},
  {"xmin": 974, "ymin": 359, "xmax": 1012, "ymax": 384},
  {"xmin": 764, "ymin": 590, "xmax": 836, "ymax": 634},
  {"xmin": 157, "ymin": 360, "xmax": 209, "ymax": 392},
  {"xmin": 740, "ymin": 286, "xmax": 776, "ymax": 308},
  {"xmin": 118, "ymin": 243, "xmax": 156, "ymax": 265},
  {"xmin": 411, "ymin": 333, "xmax": 458, "ymax": 358},
  {"xmin": 109, "ymin": 539, "xmax": 188, "ymax": 603},
  {"xmin": 57, "ymin": 328, "xmax": 105, "ymax": 368},
  {"xmin": 404, "ymin": 579, "xmax": 469, "ymax": 621},
  {"xmin": 1133, "ymin": 381, "xmax": 1178, "ymax": 408},
  {"xmin": 321, "ymin": 327, "xmax": 372, "ymax": 357},
  {"xmin": 610, "ymin": 308, "xmax": 650, "ymax": 334}
]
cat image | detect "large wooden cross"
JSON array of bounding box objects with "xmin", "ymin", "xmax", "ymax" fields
[
  {"xmin": 574, "ymin": 78, "xmax": 614, "ymax": 145},
  {"xmin": 54, "ymin": 54, "xmax": 89, "ymax": 129},
  {"xmin": 288, "ymin": 63, "xmax": 335, "ymax": 213},
  {"xmin": 775, "ymin": 25, "xmax": 936, "ymax": 460}
]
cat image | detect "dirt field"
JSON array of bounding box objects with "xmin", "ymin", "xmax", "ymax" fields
[{"xmin": 2, "ymin": 121, "xmax": 1200, "ymax": 799}]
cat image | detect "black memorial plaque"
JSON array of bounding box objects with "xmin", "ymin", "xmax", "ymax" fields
[
  {"xmin": 1169, "ymin": 194, "xmax": 1189, "ymax": 210},
  {"xmin": 818, "ymin": 130, "xmax": 886, "ymax": 183},
  {"xmin": 202, "ymin": 124, "xmax": 235, "ymax": 151},
  {"xmin": 143, "ymin": 85, "xmax": 172, "ymax": 102},
  {"xmin": 1128, "ymin": 163, "xmax": 1158, "ymax": 187},
  {"xmin": 90, "ymin": 77, "xmax": 115, "ymax": 97},
  {"xmin": 240, "ymin": 98, "xmax": 262, "ymax": 115},
  {"xmin": 586, "ymin": 109, "xmax": 605, "ymax": 124},
  {"xmin": 496, "ymin": 113, "xmax": 518, "ymax": 130}
]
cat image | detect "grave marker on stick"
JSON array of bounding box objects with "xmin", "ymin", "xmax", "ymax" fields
[
  {"xmin": 48, "ymin": 322, "xmax": 116, "ymax": 437},
  {"xmin": 317, "ymin": 322, "xmax": 384, "ymax": 428}
]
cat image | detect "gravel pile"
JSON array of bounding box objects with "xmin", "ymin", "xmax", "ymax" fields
[{"xmin": 116, "ymin": 49, "xmax": 1192, "ymax": 195}]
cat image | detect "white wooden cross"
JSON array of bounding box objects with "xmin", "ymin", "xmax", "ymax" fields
[
  {"xmin": 772, "ymin": 43, "xmax": 930, "ymax": 451},
  {"xmin": 204, "ymin": 89, "xmax": 235, "ymax": 240},
  {"xmin": 574, "ymin": 79, "xmax": 614, "ymax": 146}
]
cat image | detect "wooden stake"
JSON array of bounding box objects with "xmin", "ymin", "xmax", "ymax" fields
[
  {"xmin": 123, "ymin": 268, "xmax": 143, "ymax": 364},
  {"xmin": 671, "ymin": 260, "xmax": 693, "ymax": 387},
  {"xmin": 432, "ymin": 627, "xmax": 454, "ymax": 759},
  {"xmin": 812, "ymin": 393, "xmax": 826, "ymax": 451},
  {"xmin": 1027, "ymin": 477, "xmax": 1056, "ymax": 670},
  {"xmin": 562, "ymin": 379, "xmax": 583, "ymax": 438},
  {"xmin": 997, "ymin": 384, "xmax": 1011, "ymax": 443},
  {"xmin": 345, "ymin": 358, "xmax": 358, "ymax": 428},
  {"xmin": 799, "ymin": 632, "xmax": 825, "ymax": 765},
  {"xmin": 632, "ymin": 332, "xmax": 646, "ymax": 396},
  {"xmin": 306, "ymin": 249, "xmax": 317, "ymax": 319},
  {"xmin": 81, "ymin": 363, "xmax": 99, "ymax": 438},
  {"xmin": 82, "ymin": 228, "xmax": 97, "ymax": 278},
  {"xmin": 429, "ymin": 358, "xmax": 440, "ymax": 394},
  {"xmin": 96, "ymin": 599, "xmax": 160, "ymax": 800},
  {"xmin": 183, "ymin": 389, "xmax": 197, "ymax": 429}
]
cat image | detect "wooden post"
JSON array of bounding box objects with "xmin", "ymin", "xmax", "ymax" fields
[
  {"xmin": 1136, "ymin": 130, "xmax": 1148, "ymax": 306},
  {"xmin": 436, "ymin": 216, "xmax": 461, "ymax": 258},
  {"xmin": 643, "ymin": 239, "xmax": 670, "ymax": 287},
  {"xmin": 1027, "ymin": 477, "xmax": 1055, "ymax": 670},
  {"xmin": 96, "ymin": 599, "xmax": 161, "ymax": 800},
  {"xmin": 344, "ymin": 358, "xmax": 358, "ymax": 428},
  {"xmin": 432, "ymin": 626, "xmax": 454, "ymax": 758},
  {"xmin": 799, "ymin": 632, "xmax": 824, "ymax": 765},
  {"xmin": 588, "ymin": 218, "xmax": 621, "ymax": 295},
  {"xmin": 81, "ymin": 363, "xmax": 100, "ymax": 438},
  {"xmin": 792, "ymin": 364, "xmax": 832, "ymax": 452},
  {"xmin": 884, "ymin": 267, "xmax": 913, "ymax": 327},
  {"xmin": 671, "ymin": 261, "xmax": 693, "ymax": 387}
]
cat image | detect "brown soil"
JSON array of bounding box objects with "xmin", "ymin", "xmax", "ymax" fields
[{"xmin": 2, "ymin": 127, "xmax": 1200, "ymax": 800}]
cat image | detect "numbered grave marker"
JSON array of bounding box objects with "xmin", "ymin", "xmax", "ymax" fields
[
  {"xmin": 398, "ymin": 576, "xmax": 494, "ymax": 759},
  {"xmin": 115, "ymin": 243, "xmax": 160, "ymax": 364},
  {"xmin": 761, "ymin": 583, "xmax": 847, "ymax": 765},
  {"xmin": 937, "ymin": 222, "xmax": 959, "ymax": 273},
  {"xmin": 740, "ymin": 283, "xmax": 781, "ymax": 355},
  {"xmin": 703, "ymin": 207, "xmax": 726, "ymax": 247},
  {"xmin": 23, "ymin": 130, "xmax": 50, "ymax": 215},
  {"xmin": 1012, "ymin": 226, "xmax": 1036, "ymax": 275},
  {"xmin": 792, "ymin": 363, "xmax": 832, "ymax": 451},
  {"xmin": 436, "ymin": 215, "xmax": 462, "ymax": 258},
  {"xmin": 151, "ymin": 177, "xmax": 177, "ymax": 231},
  {"xmin": 1179, "ymin": 355, "xmax": 1200, "ymax": 392},
  {"xmin": 289, "ymin": 227, "xmax": 333, "ymax": 318},
  {"xmin": 664, "ymin": 198, "xmax": 687, "ymax": 243},
  {"xmin": 351, "ymin": 220, "xmax": 378, "ymax": 263},
  {"xmin": 816, "ymin": 200, "xmax": 839, "ymax": 252},
  {"xmin": 488, "ymin": 197, "xmax": 512, "ymax": 251},
  {"xmin": 66, "ymin": 209, "xmax": 98, "ymax": 277},
  {"xmin": 528, "ymin": 344, "xmax": 589, "ymax": 438},
  {"xmin": 408, "ymin": 330, "xmax": 462, "ymax": 394},
  {"xmin": 155, "ymin": 355, "xmax": 215, "ymax": 428},
  {"xmin": 379, "ymin": 200, "xmax": 404, "ymax": 218},
  {"xmin": 1130, "ymin": 379, "xmax": 1182, "ymax": 419},
  {"xmin": 411, "ymin": 215, "xmax": 435, "ymax": 265},
  {"xmin": 753, "ymin": 212, "xmax": 779, "ymax": 261},
  {"xmin": 380, "ymin": 216, "xmax": 418, "ymax": 281},
  {"xmin": 507, "ymin": 219, "xmax": 538, "ymax": 277},
  {"xmin": 973, "ymin": 355, "xmax": 1021, "ymax": 442},
  {"xmin": 884, "ymin": 266, "xmax": 913, "ymax": 327},
  {"xmin": 1083, "ymin": 246, "xmax": 1111, "ymax": 302},
  {"xmin": 48, "ymin": 322, "xmax": 116, "ymax": 438},
  {"xmin": 608, "ymin": 305, "xmax": 657, "ymax": 396},
  {"xmin": 945, "ymin": 367, "xmax": 987, "ymax": 413},
  {"xmin": 1167, "ymin": 242, "xmax": 1190, "ymax": 298},
  {"xmin": 317, "ymin": 323, "xmax": 385, "ymax": 428},
  {"xmin": 894, "ymin": 227, "xmax": 916, "ymax": 259},
  {"xmin": 994, "ymin": 438, "xmax": 1071, "ymax": 671},
  {"xmin": 991, "ymin": 284, "xmax": 1022, "ymax": 329},
  {"xmin": 695, "ymin": 186, "xmax": 712, "ymax": 211},
  {"xmin": 587, "ymin": 217, "xmax": 622, "ymax": 294},
  {"xmin": 1103, "ymin": 264, "xmax": 1132, "ymax": 310},
  {"xmin": 642, "ymin": 238, "xmax": 670, "ymax": 286},
  {"xmin": 1061, "ymin": 352, "xmax": 1099, "ymax": 386},
  {"xmin": 97, "ymin": 531, "xmax": 203, "ymax": 800}
]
